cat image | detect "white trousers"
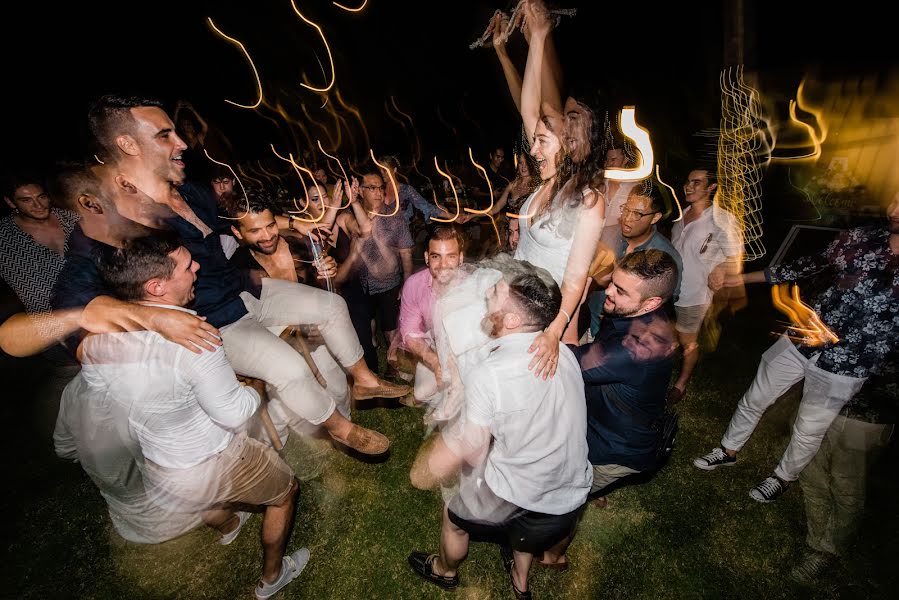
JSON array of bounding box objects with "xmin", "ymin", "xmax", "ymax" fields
[
  {"xmin": 220, "ymin": 278, "xmax": 360, "ymax": 426},
  {"xmin": 721, "ymin": 335, "xmax": 866, "ymax": 482}
]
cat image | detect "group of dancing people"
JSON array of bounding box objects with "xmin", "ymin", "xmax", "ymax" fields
[{"xmin": 2, "ymin": 1, "xmax": 897, "ymax": 598}]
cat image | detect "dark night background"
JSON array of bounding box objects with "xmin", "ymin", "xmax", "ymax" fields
[{"xmin": 2, "ymin": 0, "xmax": 896, "ymax": 179}]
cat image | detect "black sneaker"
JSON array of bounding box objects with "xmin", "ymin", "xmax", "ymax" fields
[
  {"xmin": 749, "ymin": 475, "xmax": 790, "ymax": 503},
  {"xmin": 407, "ymin": 551, "xmax": 459, "ymax": 590},
  {"xmin": 693, "ymin": 447, "xmax": 737, "ymax": 470}
]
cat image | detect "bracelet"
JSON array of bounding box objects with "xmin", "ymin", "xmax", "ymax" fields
[{"xmin": 559, "ymin": 308, "xmax": 572, "ymax": 324}]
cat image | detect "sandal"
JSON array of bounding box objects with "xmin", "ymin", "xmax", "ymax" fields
[{"xmin": 509, "ymin": 565, "xmax": 532, "ymax": 600}]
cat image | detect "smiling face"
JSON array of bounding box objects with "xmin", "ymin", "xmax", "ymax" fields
[
  {"xmin": 605, "ymin": 148, "xmax": 627, "ymax": 169},
  {"xmin": 530, "ymin": 119, "xmax": 562, "ymax": 180},
  {"xmin": 130, "ymin": 106, "xmax": 189, "ymax": 185},
  {"xmin": 563, "ymin": 97, "xmax": 592, "ymax": 163},
  {"xmin": 604, "ymin": 269, "xmax": 650, "ymax": 317},
  {"xmin": 507, "ymin": 217, "xmax": 520, "ymax": 251},
  {"xmin": 232, "ymin": 208, "xmax": 280, "ymax": 255},
  {"xmin": 425, "ymin": 238, "xmax": 463, "ymax": 286},
  {"xmin": 5, "ymin": 183, "xmax": 50, "ymax": 221},
  {"xmin": 683, "ymin": 169, "xmax": 715, "ymax": 206}
]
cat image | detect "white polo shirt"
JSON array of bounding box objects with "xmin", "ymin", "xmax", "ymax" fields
[
  {"xmin": 463, "ymin": 331, "xmax": 592, "ymax": 515},
  {"xmin": 671, "ymin": 204, "xmax": 742, "ymax": 307}
]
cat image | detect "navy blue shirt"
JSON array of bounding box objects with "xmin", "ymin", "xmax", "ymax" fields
[
  {"xmin": 172, "ymin": 181, "xmax": 247, "ymax": 328},
  {"xmin": 574, "ymin": 307, "xmax": 674, "ymax": 471},
  {"xmin": 51, "ymin": 224, "xmax": 113, "ymax": 353}
]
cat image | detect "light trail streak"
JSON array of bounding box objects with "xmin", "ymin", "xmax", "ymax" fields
[
  {"xmin": 290, "ymin": 0, "xmax": 336, "ymax": 93},
  {"xmin": 430, "ymin": 157, "xmax": 461, "ymax": 223},
  {"xmin": 368, "ymin": 150, "xmax": 400, "ymax": 217},
  {"xmin": 605, "ymin": 107, "xmax": 654, "ymax": 181},
  {"xmin": 207, "ymin": 17, "xmax": 263, "ymax": 109}
]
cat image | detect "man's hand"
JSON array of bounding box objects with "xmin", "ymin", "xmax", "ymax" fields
[
  {"xmin": 144, "ymin": 306, "xmax": 222, "ymax": 353},
  {"xmin": 314, "ymin": 255, "xmax": 338, "ymax": 279}
]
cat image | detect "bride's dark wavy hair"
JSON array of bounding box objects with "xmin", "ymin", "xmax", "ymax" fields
[{"xmin": 541, "ymin": 99, "xmax": 605, "ymax": 213}]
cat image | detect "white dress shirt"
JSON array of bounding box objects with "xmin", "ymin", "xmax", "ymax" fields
[
  {"xmin": 463, "ymin": 331, "xmax": 592, "ymax": 515},
  {"xmin": 77, "ymin": 305, "xmax": 260, "ymax": 469},
  {"xmin": 671, "ymin": 204, "xmax": 742, "ymax": 307}
]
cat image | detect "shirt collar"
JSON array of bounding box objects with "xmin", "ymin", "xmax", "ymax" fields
[{"xmin": 140, "ymin": 303, "xmax": 198, "ymax": 316}]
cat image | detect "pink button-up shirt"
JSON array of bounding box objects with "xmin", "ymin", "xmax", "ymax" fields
[{"xmin": 397, "ymin": 267, "xmax": 437, "ymax": 349}]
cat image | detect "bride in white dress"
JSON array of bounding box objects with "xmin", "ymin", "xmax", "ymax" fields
[{"xmin": 512, "ymin": 0, "xmax": 606, "ymax": 378}]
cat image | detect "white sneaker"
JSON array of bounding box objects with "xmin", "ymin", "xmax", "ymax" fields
[
  {"xmin": 255, "ymin": 548, "xmax": 311, "ymax": 599},
  {"xmin": 219, "ymin": 511, "xmax": 252, "ymax": 545}
]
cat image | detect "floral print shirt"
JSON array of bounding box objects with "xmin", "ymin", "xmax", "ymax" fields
[{"xmin": 765, "ymin": 225, "xmax": 899, "ymax": 378}]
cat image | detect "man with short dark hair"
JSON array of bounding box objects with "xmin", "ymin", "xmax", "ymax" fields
[
  {"xmin": 81, "ymin": 234, "xmax": 309, "ymax": 598},
  {"xmin": 576, "ymin": 249, "xmax": 679, "ymax": 503},
  {"xmin": 586, "ymin": 183, "xmax": 683, "ymax": 338},
  {"xmin": 86, "ymin": 95, "xmax": 408, "ymax": 456},
  {"xmin": 390, "ymin": 224, "xmax": 466, "ymax": 401},
  {"xmin": 407, "ymin": 260, "xmax": 591, "ymax": 598}
]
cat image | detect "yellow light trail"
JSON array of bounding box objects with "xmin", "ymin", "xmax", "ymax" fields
[
  {"xmin": 368, "ymin": 150, "xmax": 401, "ymax": 217},
  {"xmin": 718, "ymin": 65, "xmax": 766, "ymax": 261},
  {"xmin": 430, "ymin": 157, "xmax": 461, "ymax": 223},
  {"xmin": 605, "ymin": 107, "xmax": 654, "ymax": 181},
  {"xmin": 207, "ymin": 17, "xmax": 263, "ymax": 109},
  {"xmin": 290, "ymin": 0, "xmax": 336, "ymax": 93},
  {"xmin": 655, "ymin": 165, "xmax": 683, "ymax": 222},
  {"xmin": 771, "ymin": 283, "xmax": 838, "ymax": 347},
  {"xmin": 204, "ymin": 150, "xmax": 248, "ymax": 220},
  {"xmin": 271, "ymin": 144, "xmax": 314, "ymax": 217},
  {"xmin": 463, "ymin": 148, "xmax": 501, "ymax": 247},
  {"xmin": 332, "ymin": 0, "xmax": 367, "ymax": 12},
  {"xmin": 317, "ymin": 140, "xmax": 352, "ymax": 209},
  {"xmin": 390, "ymin": 96, "xmax": 422, "ymax": 164}
]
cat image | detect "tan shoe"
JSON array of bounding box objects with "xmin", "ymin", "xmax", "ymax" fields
[
  {"xmin": 352, "ymin": 377, "xmax": 411, "ymax": 400},
  {"xmin": 330, "ymin": 424, "xmax": 390, "ymax": 455}
]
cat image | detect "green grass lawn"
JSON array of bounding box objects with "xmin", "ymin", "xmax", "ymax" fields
[{"xmin": 2, "ymin": 288, "xmax": 896, "ymax": 599}]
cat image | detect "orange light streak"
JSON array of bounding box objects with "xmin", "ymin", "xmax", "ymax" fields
[
  {"xmin": 332, "ymin": 0, "xmax": 367, "ymax": 11},
  {"xmin": 368, "ymin": 150, "xmax": 400, "ymax": 217},
  {"xmin": 290, "ymin": 0, "xmax": 336, "ymax": 93},
  {"xmin": 430, "ymin": 157, "xmax": 461, "ymax": 223},
  {"xmin": 207, "ymin": 17, "xmax": 263, "ymax": 109}
]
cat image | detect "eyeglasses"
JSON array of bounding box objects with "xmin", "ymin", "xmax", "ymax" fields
[
  {"xmin": 621, "ymin": 208, "xmax": 658, "ymax": 220},
  {"xmin": 360, "ymin": 185, "xmax": 385, "ymax": 192}
]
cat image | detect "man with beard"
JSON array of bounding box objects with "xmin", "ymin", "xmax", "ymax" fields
[
  {"xmin": 586, "ymin": 184, "xmax": 683, "ymax": 339},
  {"xmin": 576, "ymin": 249, "xmax": 679, "ymax": 508},
  {"xmin": 87, "ymin": 95, "xmax": 408, "ymax": 456},
  {"xmin": 389, "ymin": 224, "xmax": 466, "ymax": 403},
  {"xmin": 407, "ymin": 259, "xmax": 591, "ymax": 599},
  {"xmin": 693, "ymin": 192, "xmax": 899, "ymax": 503}
]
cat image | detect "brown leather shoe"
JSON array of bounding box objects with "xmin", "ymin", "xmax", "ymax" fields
[
  {"xmin": 330, "ymin": 424, "xmax": 390, "ymax": 455},
  {"xmin": 352, "ymin": 378, "xmax": 411, "ymax": 400}
]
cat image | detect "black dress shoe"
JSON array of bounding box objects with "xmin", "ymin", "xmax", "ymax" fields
[{"xmin": 407, "ymin": 552, "xmax": 459, "ymax": 590}]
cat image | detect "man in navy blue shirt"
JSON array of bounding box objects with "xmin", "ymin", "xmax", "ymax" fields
[
  {"xmin": 574, "ymin": 249, "xmax": 679, "ymax": 502},
  {"xmin": 87, "ymin": 94, "xmax": 408, "ymax": 456}
]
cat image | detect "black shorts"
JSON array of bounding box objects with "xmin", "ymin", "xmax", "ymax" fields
[
  {"xmin": 447, "ymin": 502, "xmax": 584, "ymax": 555},
  {"xmin": 367, "ymin": 285, "xmax": 401, "ymax": 332}
]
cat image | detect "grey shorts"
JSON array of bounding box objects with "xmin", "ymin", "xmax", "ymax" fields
[{"xmin": 674, "ymin": 303, "xmax": 711, "ymax": 334}]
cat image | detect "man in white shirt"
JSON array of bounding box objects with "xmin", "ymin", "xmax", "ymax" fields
[
  {"xmin": 407, "ymin": 260, "xmax": 592, "ymax": 598},
  {"xmin": 82, "ymin": 233, "xmax": 309, "ymax": 600},
  {"xmin": 669, "ymin": 165, "xmax": 742, "ymax": 403}
]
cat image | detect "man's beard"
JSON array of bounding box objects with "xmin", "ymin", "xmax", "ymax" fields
[
  {"xmin": 480, "ymin": 310, "xmax": 504, "ymax": 338},
  {"xmin": 250, "ymin": 239, "xmax": 279, "ymax": 255}
]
